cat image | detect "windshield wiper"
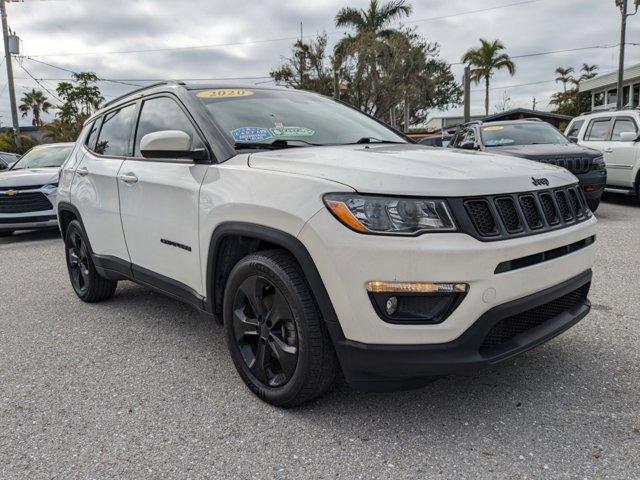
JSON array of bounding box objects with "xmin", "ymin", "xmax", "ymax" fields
[
  {"xmin": 353, "ymin": 137, "xmax": 404, "ymax": 144},
  {"xmin": 234, "ymin": 139, "xmax": 322, "ymax": 150}
]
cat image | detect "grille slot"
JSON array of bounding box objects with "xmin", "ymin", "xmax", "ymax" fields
[
  {"xmin": 554, "ymin": 190, "xmax": 573, "ymax": 221},
  {"xmin": 567, "ymin": 188, "xmax": 583, "ymax": 218},
  {"xmin": 465, "ymin": 200, "xmax": 499, "ymax": 236},
  {"xmin": 538, "ymin": 192, "xmax": 559, "ymax": 225},
  {"xmin": 519, "ymin": 195, "xmax": 543, "ymax": 229},
  {"xmin": 480, "ymin": 283, "xmax": 590, "ymax": 355},
  {"xmin": 0, "ymin": 192, "xmax": 53, "ymax": 214},
  {"xmin": 495, "ymin": 197, "xmax": 522, "ymax": 233}
]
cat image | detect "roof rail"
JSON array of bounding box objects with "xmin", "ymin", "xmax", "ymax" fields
[{"xmin": 103, "ymin": 80, "xmax": 186, "ymax": 108}]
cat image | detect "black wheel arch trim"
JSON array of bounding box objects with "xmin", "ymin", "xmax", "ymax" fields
[{"xmin": 206, "ymin": 222, "xmax": 346, "ymax": 343}]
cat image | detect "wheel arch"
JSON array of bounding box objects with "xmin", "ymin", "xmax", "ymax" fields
[
  {"xmin": 206, "ymin": 222, "xmax": 345, "ymax": 343},
  {"xmin": 57, "ymin": 202, "xmax": 82, "ymax": 240}
]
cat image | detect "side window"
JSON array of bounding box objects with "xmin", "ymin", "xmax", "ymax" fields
[
  {"xmin": 453, "ymin": 129, "xmax": 474, "ymax": 147},
  {"xmin": 566, "ymin": 120, "xmax": 584, "ymax": 139},
  {"xmin": 134, "ymin": 96, "xmax": 203, "ymax": 157},
  {"xmin": 585, "ymin": 118, "xmax": 611, "ymax": 141},
  {"xmin": 84, "ymin": 119, "xmax": 100, "ymax": 151},
  {"xmin": 94, "ymin": 104, "xmax": 137, "ymax": 156},
  {"xmin": 611, "ymin": 117, "xmax": 638, "ymax": 141}
]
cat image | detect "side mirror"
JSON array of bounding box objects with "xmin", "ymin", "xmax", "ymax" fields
[
  {"xmin": 459, "ymin": 140, "xmax": 478, "ymax": 150},
  {"xmin": 567, "ymin": 136, "xmax": 578, "ymax": 143},
  {"xmin": 619, "ymin": 131, "xmax": 638, "ymax": 142},
  {"xmin": 140, "ymin": 130, "xmax": 209, "ymax": 161}
]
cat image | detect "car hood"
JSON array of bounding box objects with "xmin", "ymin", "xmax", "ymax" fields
[
  {"xmin": 0, "ymin": 167, "xmax": 59, "ymax": 188},
  {"xmin": 247, "ymin": 144, "xmax": 577, "ymax": 196},
  {"xmin": 486, "ymin": 143, "xmax": 602, "ymax": 160}
]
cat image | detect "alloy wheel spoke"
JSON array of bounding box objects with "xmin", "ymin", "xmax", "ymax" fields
[
  {"xmin": 268, "ymin": 333, "xmax": 297, "ymax": 379},
  {"xmin": 250, "ymin": 338, "xmax": 269, "ymax": 383},
  {"xmin": 233, "ymin": 307, "xmax": 259, "ymax": 340},
  {"xmin": 266, "ymin": 290, "xmax": 290, "ymax": 327},
  {"xmin": 239, "ymin": 276, "xmax": 268, "ymax": 318}
]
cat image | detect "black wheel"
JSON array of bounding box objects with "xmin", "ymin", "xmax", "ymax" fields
[
  {"xmin": 0, "ymin": 230, "xmax": 13, "ymax": 237},
  {"xmin": 586, "ymin": 198, "xmax": 600, "ymax": 212},
  {"xmin": 223, "ymin": 249, "xmax": 337, "ymax": 407},
  {"xmin": 65, "ymin": 220, "xmax": 117, "ymax": 302}
]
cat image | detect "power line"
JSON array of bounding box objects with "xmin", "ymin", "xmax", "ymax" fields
[
  {"xmin": 22, "ymin": 0, "xmax": 545, "ymax": 58},
  {"xmin": 17, "ymin": 61, "xmax": 61, "ymax": 101}
]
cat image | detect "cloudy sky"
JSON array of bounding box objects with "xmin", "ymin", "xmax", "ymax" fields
[{"xmin": 3, "ymin": 0, "xmax": 640, "ymax": 126}]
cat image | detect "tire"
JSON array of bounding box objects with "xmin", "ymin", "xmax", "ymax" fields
[
  {"xmin": 0, "ymin": 230, "xmax": 13, "ymax": 237},
  {"xmin": 586, "ymin": 198, "xmax": 600, "ymax": 212},
  {"xmin": 223, "ymin": 249, "xmax": 338, "ymax": 407},
  {"xmin": 64, "ymin": 220, "xmax": 117, "ymax": 302}
]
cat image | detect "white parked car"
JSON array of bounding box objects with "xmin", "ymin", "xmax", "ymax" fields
[
  {"xmin": 58, "ymin": 83, "xmax": 596, "ymax": 406},
  {"xmin": 0, "ymin": 143, "xmax": 74, "ymax": 237},
  {"xmin": 565, "ymin": 110, "xmax": 640, "ymax": 199}
]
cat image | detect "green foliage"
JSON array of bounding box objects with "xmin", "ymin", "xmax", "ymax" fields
[
  {"xmin": 269, "ymin": 0, "xmax": 461, "ymax": 131},
  {"xmin": 461, "ymin": 38, "xmax": 516, "ymax": 115},
  {"xmin": 549, "ymin": 64, "xmax": 599, "ymax": 117},
  {"xmin": 0, "ymin": 130, "xmax": 37, "ymax": 154},
  {"xmin": 19, "ymin": 89, "xmax": 53, "ymax": 127}
]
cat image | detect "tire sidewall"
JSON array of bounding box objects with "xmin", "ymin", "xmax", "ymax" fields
[
  {"xmin": 64, "ymin": 220, "xmax": 95, "ymax": 300},
  {"xmin": 223, "ymin": 255, "xmax": 314, "ymax": 405}
]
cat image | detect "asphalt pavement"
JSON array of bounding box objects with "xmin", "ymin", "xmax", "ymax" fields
[{"xmin": 1, "ymin": 193, "xmax": 639, "ymax": 479}]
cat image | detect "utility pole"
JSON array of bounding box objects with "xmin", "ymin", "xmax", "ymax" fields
[
  {"xmin": 615, "ymin": 0, "xmax": 639, "ymax": 109},
  {"xmin": 463, "ymin": 66, "xmax": 471, "ymax": 123},
  {"xmin": 0, "ymin": 0, "xmax": 20, "ymax": 149}
]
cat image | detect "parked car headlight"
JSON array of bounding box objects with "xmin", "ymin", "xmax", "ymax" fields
[
  {"xmin": 324, "ymin": 193, "xmax": 456, "ymax": 235},
  {"xmin": 42, "ymin": 183, "xmax": 59, "ymax": 195},
  {"xmin": 591, "ymin": 156, "xmax": 606, "ymax": 171}
]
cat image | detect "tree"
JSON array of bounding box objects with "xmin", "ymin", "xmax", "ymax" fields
[
  {"xmin": 554, "ymin": 67, "xmax": 574, "ymax": 93},
  {"xmin": 580, "ymin": 63, "xmax": 598, "ymax": 81},
  {"xmin": 461, "ymin": 38, "xmax": 516, "ymax": 116},
  {"xmin": 549, "ymin": 64, "xmax": 598, "ymax": 116},
  {"xmin": 494, "ymin": 90, "xmax": 513, "ymax": 113},
  {"xmin": 334, "ymin": 0, "xmax": 413, "ymax": 115},
  {"xmin": 19, "ymin": 89, "xmax": 53, "ymax": 127},
  {"xmin": 270, "ymin": 33, "xmax": 334, "ymax": 95},
  {"xmin": 44, "ymin": 72, "xmax": 104, "ymax": 142},
  {"xmin": 0, "ymin": 130, "xmax": 37, "ymax": 154}
]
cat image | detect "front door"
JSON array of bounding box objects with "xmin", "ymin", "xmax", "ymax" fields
[
  {"xmin": 118, "ymin": 95, "xmax": 209, "ymax": 298},
  {"xmin": 605, "ymin": 116, "xmax": 639, "ymax": 187}
]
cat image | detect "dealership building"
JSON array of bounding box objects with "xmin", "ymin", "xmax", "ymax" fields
[{"xmin": 579, "ymin": 63, "xmax": 640, "ymax": 110}]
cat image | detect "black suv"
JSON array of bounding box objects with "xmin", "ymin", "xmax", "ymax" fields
[{"xmin": 449, "ymin": 120, "xmax": 606, "ymax": 211}]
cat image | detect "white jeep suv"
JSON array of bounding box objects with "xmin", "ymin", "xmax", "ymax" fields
[
  {"xmin": 58, "ymin": 83, "xmax": 596, "ymax": 406},
  {"xmin": 565, "ymin": 110, "xmax": 640, "ymax": 199}
]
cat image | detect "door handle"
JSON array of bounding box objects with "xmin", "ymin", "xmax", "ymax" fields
[
  {"xmin": 76, "ymin": 166, "xmax": 89, "ymax": 176},
  {"xmin": 119, "ymin": 173, "xmax": 138, "ymax": 184},
  {"xmin": 604, "ymin": 148, "xmax": 614, "ymax": 153}
]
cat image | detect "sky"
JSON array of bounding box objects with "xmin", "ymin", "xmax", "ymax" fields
[{"xmin": 3, "ymin": 0, "xmax": 640, "ymax": 127}]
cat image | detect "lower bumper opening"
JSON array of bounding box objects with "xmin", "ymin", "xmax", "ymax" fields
[{"xmin": 334, "ymin": 270, "xmax": 592, "ymax": 392}]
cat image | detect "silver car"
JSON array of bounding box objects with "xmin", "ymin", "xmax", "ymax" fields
[{"xmin": 0, "ymin": 143, "xmax": 74, "ymax": 237}]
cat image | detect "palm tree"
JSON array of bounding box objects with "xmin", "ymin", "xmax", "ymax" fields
[
  {"xmin": 462, "ymin": 39, "xmax": 516, "ymax": 116},
  {"xmin": 580, "ymin": 63, "xmax": 598, "ymax": 81},
  {"xmin": 19, "ymin": 89, "xmax": 53, "ymax": 127},
  {"xmin": 334, "ymin": 0, "xmax": 412, "ymax": 114},
  {"xmin": 554, "ymin": 67, "xmax": 575, "ymax": 93}
]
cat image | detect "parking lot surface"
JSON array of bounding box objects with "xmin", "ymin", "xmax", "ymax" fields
[{"xmin": 1, "ymin": 194, "xmax": 639, "ymax": 479}]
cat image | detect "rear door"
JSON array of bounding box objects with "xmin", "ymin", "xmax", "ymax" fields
[
  {"xmin": 72, "ymin": 104, "xmax": 137, "ymax": 262},
  {"xmin": 606, "ymin": 116, "xmax": 639, "ymax": 187},
  {"xmin": 118, "ymin": 95, "xmax": 209, "ymax": 298}
]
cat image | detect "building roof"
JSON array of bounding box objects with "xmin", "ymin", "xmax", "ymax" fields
[{"xmin": 579, "ymin": 63, "xmax": 640, "ymax": 93}]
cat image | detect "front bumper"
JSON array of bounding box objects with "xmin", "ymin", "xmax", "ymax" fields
[
  {"xmin": 575, "ymin": 169, "xmax": 607, "ymax": 200},
  {"xmin": 334, "ymin": 270, "xmax": 591, "ymax": 391},
  {"xmin": 0, "ymin": 214, "xmax": 58, "ymax": 232}
]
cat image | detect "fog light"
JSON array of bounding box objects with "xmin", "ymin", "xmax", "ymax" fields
[
  {"xmin": 366, "ymin": 281, "xmax": 468, "ymax": 293},
  {"xmin": 385, "ymin": 296, "xmax": 398, "ymax": 315}
]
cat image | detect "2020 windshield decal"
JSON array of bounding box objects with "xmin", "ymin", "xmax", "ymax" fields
[{"xmin": 231, "ymin": 127, "xmax": 274, "ymax": 143}]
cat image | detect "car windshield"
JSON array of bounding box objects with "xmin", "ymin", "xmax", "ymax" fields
[
  {"xmin": 192, "ymin": 88, "xmax": 406, "ymax": 148},
  {"xmin": 10, "ymin": 145, "xmax": 73, "ymax": 170},
  {"xmin": 480, "ymin": 123, "xmax": 568, "ymax": 147}
]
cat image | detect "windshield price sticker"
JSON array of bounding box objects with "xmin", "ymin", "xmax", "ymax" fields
[
  {"xmin": 482, "ymin": 126, "xmax": 504, "ymax": 132},
  {"xmin": 270, "ymin": 126, "xmax": 315, "ymax": 137},
  {"xmin": 231, "ymin": 127, "xmax": 273, "ymax": 143},
  {"xmin": 198, "ymin": 89, "xmax": 254, "ymax": 99}
]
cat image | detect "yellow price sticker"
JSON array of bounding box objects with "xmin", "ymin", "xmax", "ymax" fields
[
  {"xmin": 197, "ymin": 89, "xmax": 254, "ymax": 98},
  {"xmin": 482, "ymin": 126, "xmax": 504, "ymax": 131}
]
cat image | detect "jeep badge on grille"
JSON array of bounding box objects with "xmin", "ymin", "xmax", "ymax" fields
[{"xmin": 531, "ymin": 177, "xmax": 549, "ymax": 187}]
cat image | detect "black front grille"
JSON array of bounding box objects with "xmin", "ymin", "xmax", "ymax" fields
[
  {"xmin": 453, "ymin": 184, "xmax": 591, "ymax": 241},
  {"xmin": 544, "ymin": 157, "xmax": 591, "ymax": 174},
  {"xmin": 480, "ymin": 283, "xmax": 590, "ymax": 354},
  {"xmin": 0, "ymin": 192, "xmax": 53, "ymax": 214},
  {"xmin": 464, "ymin": 200, "xmax": 498, "ymax": 236}
]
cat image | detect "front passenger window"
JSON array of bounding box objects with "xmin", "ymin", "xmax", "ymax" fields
[
  {"xmin": 585, "ymin": 118, "xmax": 611, "ymax": 141},
  {"xmin": 134, "ymin": 97, "xmax": 202, "ymax": 157}
]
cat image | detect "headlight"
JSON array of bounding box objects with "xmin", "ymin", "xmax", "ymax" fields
[
  {"xmin": 324, "ymin": 193, "xmax": 456, "ymax": 235},
  {"xmin": 42, "ymin": 183, "xmax": 59, "ymax": 195},
  {"xmin": 591, "ymin": 156, "xmax": 606, "ymax": 170}
]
